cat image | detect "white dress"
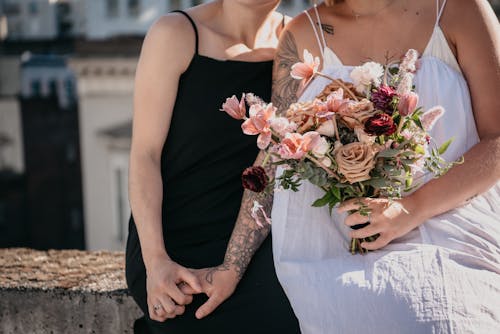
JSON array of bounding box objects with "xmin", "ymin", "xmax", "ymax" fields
[{"xmin": 272, "ymin": 2, "xmax": 500, "ymax": 333}]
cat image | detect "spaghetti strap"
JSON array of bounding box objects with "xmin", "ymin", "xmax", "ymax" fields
[
  {"xmin": 304, "ymin": 10, "xmax": 325, "ymax": 59},
  {"xmin": 281, "ymin": 13, "xmax": 286, "ymax": 29},
  {"xmin": 313, "ymin": 4, "xmax": 328, "ymax": 53},
  {"xmin": 435, "ymin": 0, "xmax": 448, "ymax": 26},
  {"xmin": 171, "ymin": 10, "xmax": 199, "ymax": 54}
]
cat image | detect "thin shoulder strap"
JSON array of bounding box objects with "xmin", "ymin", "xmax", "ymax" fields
[
  {"xmin": 435, "ymin": 0, "xmax": 448, "ymax": 26},
  {"xmin": 281, "ymin": 13, "xmax": 286, "ymax": 29},
  {"xmin": 171, "ymin": 10, "xmax": 199, "ymax": 54},
  {"xmin": 304, "ymin": 10, "xmax": 325, "ymax": 59},
  {"xmin": 313, "ymin": 4, "xmax": 328, "ymax": 52}
]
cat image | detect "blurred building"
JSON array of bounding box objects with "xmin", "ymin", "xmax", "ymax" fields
[
  {"xmin": 1, "ymin": 0, "xmax": 497, "ymax": 251},
  {"xmin": 0, "ymin": 53, "xmax": 85, "ymax": 249}
]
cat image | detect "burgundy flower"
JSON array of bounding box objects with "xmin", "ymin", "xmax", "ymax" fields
[
  {"xmin": 242, "ymin": 166, "xmax": 268, "ymax": 192},
  {"xmin": 371, "ymin": 85, "xmax": 396, "ymax": 113},
  {"xmin": 364, "ymin": 113, "xmax": 397, "ymax": 136}
]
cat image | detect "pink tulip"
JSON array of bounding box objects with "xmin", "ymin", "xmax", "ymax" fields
[
  {"xmin": 277, "ymin": 131, "xmax": 320, "ymax": 160},
  {"xmin": 291, "ymin": 49, "xmax": 320, "ymax": 82},
  {"xmin": 220, "ymin": 94, "xmax": 246, "ymax": 120},
  {"xmin": 241, "ymin": 103, "xmax": 276, "ymax": 149},
  {"xmin": 398, "ymin": 92, "xmax": 419, "ymax": 116},
  {"xmin": 421, "ymin": 106, "xmax": 445, "ymax": 131}
]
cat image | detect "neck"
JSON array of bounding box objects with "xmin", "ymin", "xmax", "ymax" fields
[
  {"xmin": 217, "ymin": 0, "xmax": 280, "ymax": 47},
  {"xmin": 343, "ymin": 0, "xmax": 397, "ymax": 17}
]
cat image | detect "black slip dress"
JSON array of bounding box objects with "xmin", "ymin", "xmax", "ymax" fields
[{"xmin": 125, "ymin": 10, "xmax": 300, "ymax": 334}]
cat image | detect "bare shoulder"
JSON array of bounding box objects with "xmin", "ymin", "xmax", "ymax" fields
[
  {"xmin": 441, "ymin": 0, "xmax": 499, "ymax": 43},
  {"xmin": 139, "ymin": 13, "xmax": 198, "ymax": 73}
]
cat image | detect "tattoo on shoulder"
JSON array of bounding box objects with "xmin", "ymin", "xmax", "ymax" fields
[
  {"xmin": 272, "ymin": 30, "xmax": 301, "ymax": 115},
  {"xmin": 319, "ymin": 23, "xmax": 334, "ymax": 35}
]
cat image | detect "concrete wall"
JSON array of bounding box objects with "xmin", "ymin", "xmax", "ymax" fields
[{"xmin": 0, "ymin": 248, "xmax": 142, "ymax": 334}]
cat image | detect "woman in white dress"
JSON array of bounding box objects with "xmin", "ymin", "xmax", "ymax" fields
[{"xmin": 271, "ymin": 0, "xmax": 500, "ymax": 333}]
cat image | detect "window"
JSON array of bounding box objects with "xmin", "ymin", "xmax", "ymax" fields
[
  {"xmin": 3, "ymin": 3, "xmax": 21, "ymax": 15},
  {"xmin": 114, "ymin": 168, "xmax": 125, "ymax": 242},
  {"xmin": 106, "ymin": 0, "xmax": 119, "ymax": 18},
  {"xmin": 30, "ymin": 79, "xmax": 41, "ymax": 96},
  {"xmin": 109, "ymin": 152, "xmax": 130, "ymax": 244},
  {"xmin": 48, "ymin": 79, "xmax": 57, "ymax": 96},
  {"xmin": 28, "ymin": 1, "xmax": 38, "ymax": 15},
  {"xmin": 127, "ymin": 0, "xmax": 140, "ymax": 17}
]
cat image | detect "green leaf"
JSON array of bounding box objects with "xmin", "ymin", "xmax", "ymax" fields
[
  {"xmin": 414, "ymin": 145, "xmax": 425, "ymax": 155},
  {"xmin": 366, "ymin": 177, "xmax": 387, "ymax": 188},
  {"xmin": 405, "ymin": 176, "xmax": 413, "ymax": 188},
  {"xmin": 377, "ymin": 149, "xmax": 400, "ymax": 158},
  {"xmin": 438, "ymin": 138, "xmax": 454, "ymax": 155},
  {"xmin": 331, "ymin": 186, "xmax": 341, "ymax": 201},
  {"xmin": 312, "ymin": 191, "xmax": 334, "ymax": 207}
]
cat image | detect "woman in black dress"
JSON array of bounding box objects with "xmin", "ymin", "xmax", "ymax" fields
[{"xmin": 125, "ymin": 1, "xmax": 300, "ymax": 333}]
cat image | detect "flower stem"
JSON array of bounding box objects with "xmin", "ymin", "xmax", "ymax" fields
[
  {"xmin": 396, "ymin": 116, "xmax": 405, "ymax": 135},
  {"xmin": 332, "ymin": 116, "xmax": 341, "ymax": 142},
  {"xmin": 316, "ymin": 72, "xmax": 360, "ymax": 101},
  {"xmin": 306, "ymin": 153, "xmax": 340, "ymax": 180},
  {"xmin": 262, "ymin": 150, "xmax": 271, "ymax": 167}
]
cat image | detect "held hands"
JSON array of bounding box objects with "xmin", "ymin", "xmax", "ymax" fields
[
  {"xmin": 146, "ymin": 255, "xmax": 202, "ymax": 322},
  {"xmin": 338, "ymin": 197, "xmax": 423, "ymax": 251},
  {"xmin": 182, "ymin": 264, "xmax": 240, "ymax": 320}
]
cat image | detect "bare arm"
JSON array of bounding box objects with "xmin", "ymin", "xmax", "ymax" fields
[
  {"xmin": 129, "ymin": 14, "xmax": 201, "ymax": 321},
  {"xmin": 342, "ymin": 0, "xmax": 500, "ymax": 249},
  {"xmin": 191, "ymin": 27, "xmax": 303, "ymax": 319},
  {"xmin": 192, "ymin": 151, "xmax": 274, "ymax": 319}
]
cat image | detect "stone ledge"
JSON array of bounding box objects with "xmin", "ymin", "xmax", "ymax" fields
[{"xmin": 0, "ymin": 248, "xmax": 142, "ymax": 334}]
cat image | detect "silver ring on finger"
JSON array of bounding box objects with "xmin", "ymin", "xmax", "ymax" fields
[{"xmin": 153, "ymin": 304, "xmax": 163, "ymax": 313}]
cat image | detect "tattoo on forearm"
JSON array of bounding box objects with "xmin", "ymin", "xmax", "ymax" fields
[
  {"xmin": 272, "ymin": 31, "xmax": 301, "ymax": 115},
  {"xmin": 319, "ymin": 23, "xmax": 334, "ymax": 35},
  {"xmin": 205, "ymin": 153, "xmax": 275, "ymax": 283}
]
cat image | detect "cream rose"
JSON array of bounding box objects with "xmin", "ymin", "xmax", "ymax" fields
[
  {"xmin": 311, "ymin": 137, "xmax": 330, "ymax": 158},
  {"xmin": 350, "ymin": 61, "xmax": 384, "ymax": 94},
  {"xmin": 338, "ymin": 99, "xmax": 377, "ymax": 129},
  {"xmin": 335, "ymin": 142, "xmax": 377, "ymax": 183}
]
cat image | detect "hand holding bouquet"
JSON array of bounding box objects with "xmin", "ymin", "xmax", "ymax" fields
[{"xmin": 221, "ymin": 49, "xmax": 459, "ymax": 254}]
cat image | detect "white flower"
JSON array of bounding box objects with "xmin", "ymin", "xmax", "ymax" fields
[
  {"xmin": 316, "ymin": 119, "xmax": 336, "ymax": 137},
  {"xmin": 350, "ymin": 61, "xmax": 384, "ymax": 94},
  {"xmin": 270, "ymin": 117, "xmax": 298, "ymax": 137},
  {"xmin": 312, "ymin": 136, "xmax": 330, "ymax": 158}
]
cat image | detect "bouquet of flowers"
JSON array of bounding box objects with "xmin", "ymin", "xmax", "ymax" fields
[{"xmin": 220, "ymin": 49, "xmax": 458, "ymax": 254}]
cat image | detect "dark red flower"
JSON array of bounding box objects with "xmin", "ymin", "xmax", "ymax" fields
[
  {"xmin": 242, "ymin": 166, "xmax": 268, "ymax": 192},
  {"xmin": 364, "ymin": 113, "xmax": 397, "ymax": 136},
  {"xmin": 371, "ymin": 85, "xmax": 396, "ymax": 114}
]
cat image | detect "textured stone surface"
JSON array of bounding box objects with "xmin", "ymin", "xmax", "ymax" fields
[{"xmin": 0, "ymin": 248, "xmax": 142, "ymax": 334}]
